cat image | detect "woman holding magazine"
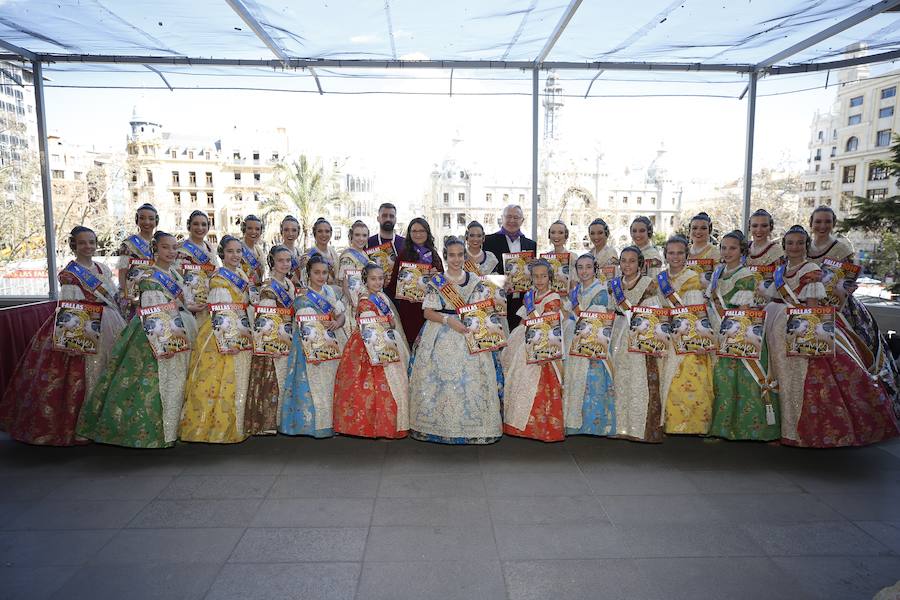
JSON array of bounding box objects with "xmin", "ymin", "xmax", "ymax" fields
[
  {"xmin": 500, "ymin": 258, "xmax": 566, "ymax": 442},
  {"xmin": 79, "ymin": 231, "xmax": 201, "ymax": 448},
  {"xmin": 332, "ymin": 263, "xmax": 409, "ymax": 439},
  {"xmin": 176, "ymin": 210, "xmax": 220, "ymax": 326},
  {"xmin": 280, "ymin": 255, "xmax": 347, "ymax": 438},
  {"xmin": 408, "ymin": 237, "xmax": 503, "ymax": 444},
  {"xmin": 336, "ymin": 220, "xmax": 372, "ymax": 336},
  {"xmin": 180, "ymin": 236, "xmax": 254, "ymax": 444},
  {"xmin": 1, "ymin": 226, "xmax": 127, "ymax": 446},
  {"xmin": 608, "ymin": 246, "xmax": 665, "ymax": 443},
  {"xmin": 657, "ymin": 235, "xmax": 714, "ymax": 435},
  {"xmin": 706, "ymin": 230, "xmax": 780, "ymax": 441},
  {"xmin": 116, "ymin": 203, "xmax": 158, "ymax": 320},
  {"xmin": 763, "ymin": 225, "xmax": 897, "ymax": 447},
  {"xmin": 563, "ymin": 253, "xmax": 616, "ymax": 437}
]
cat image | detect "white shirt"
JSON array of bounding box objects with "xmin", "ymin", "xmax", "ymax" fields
[{"xmin": 506, "ymin": 234, "xmax": 522, "ymax": 253}]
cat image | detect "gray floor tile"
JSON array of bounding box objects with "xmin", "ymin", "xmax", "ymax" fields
[
  {"xmin": 772, "ymin": 556, "xmax": 900, "ymax": 600},
  {"xmin": 620, "ymin": 522, "xmax": 766, "ymax": 558},
  {"xmin": 634, "ymin": 557, "xmax": 807, "ymax": 600},
  {"xmin": 372, "ymin": 496, "xmax": 491, "ymax": 527},
  {"xmin": 705, "ymin": 492, "xmax": 846, "ymax": 523},
  {"xmin": 0, "ymin": 530, "xmax": 116, "ymax": 566},
  {"xmin": 49, "ymin": 562, "xmax": 220, "ymax": 600},
  {"xmin": 54, "ymin": 455, "xmax": 186, "ymax": 478},
  {"xmin": 580, "ymin": 466, "xmax": 701, "ymax": 495},
  {"xmin": 365, "ymin": 525, "xmax": 497, "ymax": 562},
  {"xmin": 597, "ymin": 494, "xmax": 726, "ymax": 525},
  {"xmin": 206, "ymin": 562, "xmax": 360, "ymax": 600},
  {"xmin": 0, "ymin": 502, "xmax": 31, "ymax": 529},
  {"xmin": 779, "ymin": 467, "xmax": 900, "ymax": 495},
  {"xmin": 251, "ymin": 498, "xmax": 374, "ymax": 527},
  {"xmin": 485, "ymin": 472, "xmax": 591, "ymax": 497},
  {"xmin": 46, "ymin": 476, "xmax": 172, "ymax": 500},
  {"xmin": 480, "ymin": 452, "xmax": 582, "ymax": 475},
  {"xmin": 494, "ymin": 522, "xmax": 631, "ymax": 560},
  {"xmin": 379, "ymin": 473, "xmax": 486, "ymax": 498},
  {"xmin": 268, "ymin": 473, "xmax": 380, "ymax": 498},
  {"xmin": 5, "ymin": 499, "xmax": 148, "ymax": 530},
  {"xmin": 0, "ymin": 565, "xmax": 78, "ymax": 600},
  {"xmin": 128, "ymin": 499, "xmax": 262, "ymax": 528},
  {"xmin": 742, "ymin": 521, "xmax": 892, "ymax": 556},
  {"xmin": 503, "ymin": 559, "xmax": 663, "ymax": 600},
  {"xmin": 854, "ymin": 521, "xmax": 900, "ymax": 554},
  {"xmin": 229, "ymin": 527, "xmax": 367, "ymax": 562},
  {"xmin": 281, "ymin": 449, "xmax": 385, "ymax": 475},
  {"xmin": 684, "ymin": 469, "xmax": 802, "ymax": 494},
  {"xmin": 816, "ymin": 492, "xmax": 900, "ymax": 521},
  {"xmin": 383, "ymin": 443, "xmax": 481, "ymax": 475},
  {"xmin": 157, "ymin": 475, "xmax": 275, "ymax": 499},
  {"xmin": 179, "ymin": 453, "xmax": 287, "ymax": 475},
  {"xmin": 0, "ymin": 477, "xmax": 64, "ymax": 501},
  {"xmin": 488, "ymin": 495, "xmax": 609, "ymax": 525},
  {"xmin": 359, "ymin": 560, "xmax": 507, "ymax": 600},
  {"xmin": 90, "ymin": 528, "xmax": 244, "ymax": 564}
]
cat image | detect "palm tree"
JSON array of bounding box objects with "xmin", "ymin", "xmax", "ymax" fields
[{"xmin": 261, "ymin": 155, "xmax": 342, "ymax": 248}]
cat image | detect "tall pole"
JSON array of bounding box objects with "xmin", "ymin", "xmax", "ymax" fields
[
  {"xmin": 741, "ymin": 71, "xmax": 758, "ymax": 235},
  {"xmin": 532, "ymin": 68, "xmax": 539, "ymax": 240},
  {"xmin": 33, "ymin": 61, "xmax": 58, "ymax": 299}
]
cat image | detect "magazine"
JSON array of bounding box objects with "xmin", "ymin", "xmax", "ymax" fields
[
  {"xmin": 52, "ymin": 300, "xmax": 103, "ymax": 355},
  {"xmin": 125, "ymin": 257, "xmax": 154, "ymax": 300},
  {"xmin": 209, "ymin": 302, "xmax": 252, "ymax": 354},
  {"xmin": 456, "ymin": 299, "xmax": 507, "ymax": 354},
  {"xmin": 181, "ymin": 263, "xmax": 214, "ymax": 304},
  {"xmin": 139, "ymin": 301, "xmax": 191, "ymax": 358},
  {"xmin": 716, "ymin": 309, "xmax": 766, "ymax": 360},
  {"xmin": 540, "ymin": 251, "xmax": 571, "ymax": 293},
  {"xmin": 251, "ymin": 305, "xmax": 294, "ymax": 357},
  {"xmin": 627, "ymin": 305, "xmax": 670, "ymax": 356},
  {"xmin": 748, "ymin": 265, "xmax": 777, "ymax": 307},
  {"xmin": 365, "ymin": 242, "xmax": 397, "ymax": 284},
  {"xmin": 820, "ymin": 258, "xmax": 862, "ymax": 309},
  {"xmin": 524, "ymin": 311, "xmax": 563, "ymax": 364},
  {"xmin": 358, "ymin": 314, "xmax": 401, "ymax": 365},
  {"xmin": 295, "ymin": 312, "xmax": 342, "ymax": 363},
  {"xmin": 786, "ymin": 306, "xmax": 836, "ymax": 357},
  {"xmin": 669, "ymin": 304, "xmax": 715, "ymax": 355},
  {"xmin": 502, "ymin": 251, "xmax": 534, "ymax": 293},
  {"xmin": 685, "ymin": 258, "xmax": 716, "ymax": 288},
  {"xmin": 395, "ymin": 261, "xmax": 433, "ymax": 303},
  {"xmin": 569, "ymin": 310, "xmax": 616, "ymax": 360}
]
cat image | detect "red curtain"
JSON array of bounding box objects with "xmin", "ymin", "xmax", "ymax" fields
[{"xmin": 0, "ymin": 301, "xmax": 55, "ymax": 395}]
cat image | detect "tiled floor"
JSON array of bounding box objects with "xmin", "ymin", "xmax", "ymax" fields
[{"xmin": 2, "ymin": 432, "xmax": 900, "ymax": 600}]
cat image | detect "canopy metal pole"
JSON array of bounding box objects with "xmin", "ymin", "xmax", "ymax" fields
[
  {"xmin": 741, "ymin": 71, "xmax": 758, "ymax": 236},
  {"xmin": 532, "ymin": 68, "xmax": 539, "ymax": 240},
  {"xmin": 32, "ymin": 61, "xmax": 58, "ymax": 299}
]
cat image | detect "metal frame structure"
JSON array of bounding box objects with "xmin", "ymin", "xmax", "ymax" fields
[{"xmin": 2, "ymin": 0, "xmax": 900, "ymax": 296}]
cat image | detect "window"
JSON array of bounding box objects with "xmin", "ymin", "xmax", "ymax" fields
[
  {"xmin": 171, "ymin": 171, "xmax": 180, "ymax": 185},
  {"xmin": 252, "ymin": 152, "xmax": 260, "ymax": 161},
  {"xmin": 457, "ymin": 213, "xmax": 466, "ymax": 226},
  {"xmin": 817, "ymin": 130, "xmax": 824, "ymax": 140},
  {"xmin": 129, "ymin": 170, "xmax": 138, "ymax": 183},
  {"xmin": 253, "ymin": 192, "xmax": 259, "ymax": 202},
  {"xmin": 458, "ymin": 192, "xmax": 465, "ymax": 203},
  {"xmin": 442, "ymin": 213, "xmax": 451, "ymax": 228},
  {"xmin": 869, "ymin": 164, "xmax": 889, "ymax": 180},
  {"xmin": 636, "ymin": 196, "xmax": 642, "ymax": 205},
  {"xmin": 518, "ymin": 194, "xmax": 525, "ymax": 203},
  {"xmin": 235, "ymin": 192, "xmax": 243, "ymax": 202},
  {"xmin": 170, "ymin": 150, "xmax": 177, "ymax": 158},
  {"xmin": 622, "ymin": 196, "xmax": 628, "ymax": 205},
  {"xmin": 205, "ymin": 172, "xmax": 213, "ymax": 185},
  {"xmin": 253, "ymin": 172, "xmax": 261, "ymax": 182},
  {"xmin": 848, "ymin": 114, "xmax": 862, "ymax": 126},
  {"xmin": 207, "ymin": 193, "xmax": 214, "ymax": 205},
  {"xmin": 205, "ymin": 151, "xmax": 210, "ymax": 160},
  {"xmin": 188, "ymin": 151, "xmax": 194, "ymax": 159},
  {"xmin": 189, "ymin": 171, "xmax": 196, "ymax": 185},
  {"xmin": 820, "ymin": 196, "xmax": 832, "ymax": 207},
  {"xmin": 51, "ymin": 169, "xmax": 64, "ymax": 178},
  {"xmin": 803, "ymin": 182, "xmax": 816, "ymax": 191},
  {"xmin": 882, "ymin": 86, "xmax": 896, "ymax": 99},
  {"xmin": 879, "ymin": 106, "xmax": 894, "ymax": 118},
  {"xmin": 173, "ymin": 192, "xmax": 181, "ymax": 204},
  {"xmin": 830, "ymin": 146, "xmax": 836, "ymax": 157},
  {"xmin": 189, "ymin": 191, "xmax": 197, "ymax": 203},
  {"xmin": 821, "ymin": 180, "xmax": 832, "ymax": 190},
  {"xmin": 234, "ymin": 172, "xmax": 241, "ymax": 181},
  {"xmin": 840, "ymin": 192, "xmax": 853, "ymax": 212},
  {"xmin": 485, "ymin": 193, "xmax": 492, "ymax": 203},
  {"xmin": 867, "ymin": 188, "xmax": 888, "ymax": 200},
  {"xmin": 815, "ymin": 164, "xmax": 820, "ymax": 173},
  {"xmin": 443, "ymin": 192, "xmax": 449, "ymax": 204},
  {"xmin": 272, "ymin": 152, "xmax": 279, "ymax": 161},
  {"xmin": 849, "ymin": 96, "xmax": 864, "ymax": 107},
  {"xmin": 503, "ymin": 193, "xmax": 509, "ymax": 202},
  {"xmin": 876, "ymin": 129, "xmax": 892, "ymax": 147},
  {"xmin": 650, "ymin": 196, "xmax": 656, "ymax": 205},
  {"xmin": 804, "ymin": 197, "xmax": 815, "ymax": 207},
  {"xmin": 842, "ymin": 165, "xmax": 856, "ymax": 184},
  {"xmin": 814, "ymin": 149, "xmax": 821, "ymax": 160},
  {"xmin": 207, "ymin": 212, "xmax": 215, "ymax": 228},
  {"xmin": 846, "ymin": 136, "xmax": 859, "ymax": 152},
  {"xmin": 233, "ymin": 151, "xmax": 240, "ymax": 160},
  {"xmin": 146, "ymin": 169, "xmax": 153, "ymax": 184}
]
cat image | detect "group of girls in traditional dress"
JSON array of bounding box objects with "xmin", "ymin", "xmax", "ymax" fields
[{"xmin": 1, "ymin": 203, "xmax": 897, "ymax": 449}]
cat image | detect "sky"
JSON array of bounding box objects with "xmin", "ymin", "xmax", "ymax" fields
[{"xmin": 40, "ymin": 67, "xmax": 843, "ymax": 208}]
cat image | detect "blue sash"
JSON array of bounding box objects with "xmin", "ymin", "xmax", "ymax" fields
[
  {"xmin": 241, "ymin": 244, "xmax": 261, "ymax": 271},
  {"xmin": 773, "ymin": 265, "xmax": 786, "ymax": 290},
  {"xmin": 180, "ymin": 240, "xmax": 211, "ymax": 265},
  {"xmin": 64, "ymin": 261, "xmax": 102, "ymax": 291},
  {"xmin": 524, "ymin": 289, "xmax": 536, "ymax": 314},
  {"xmin": 369, "ymin": 292, "xmax": 392, "ymax": 316},
  {"xmin": 657, "ymin": 272, "xmax": 675, "ymax": 298},
  {"xmin": 431, "ymin": 272, "xmax": 448, "ymax": 288},
  {"xmin": 347, "ymin": 248, "xmax": 368, "ymax": 266},
  {"xmin": 710, "ymin": 264, "xmax": 725, "ymax": 293},
  {"xmin": 610, "ymin": 277, "xmax": 626, "ymax": 306},
  {"xmin": 216, "ymin": 267, "xmax": 248, "ymax": 293},
  {"xmin": 305, "ymin": 288, "xmax": 334, "ymax": 314},
  {"xmin": 126, "ymin": 234, "xmax": 153, "ymax": 259},
  {"xmin": 269, "ymin": 278, "xmax": 293, "ymax": 308},
  {"xmin": 569, "ymin": 283, "xmax": 581, "ymax": 309},
  {"xmin": 289, "ymin": 254, "xmax": 301, "ymax": 273},
  {"xmin": 150, "ymin": 269, "xmax": 183, "ymax": 300}
]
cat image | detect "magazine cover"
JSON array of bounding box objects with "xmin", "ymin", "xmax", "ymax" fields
[
  {"xmin": 716, "ymin": 309, "xmax": 766, "ymax": 360},
  {"xmin": 125, "ymin": 257, "xmax": 154, "ymax": 300},
  {"xmin": 365, "ymin": 242, "xmax": 397, "ymax": 284},
  {"xmin": 540, "ymin": 251, "xmax": 571, "ymax": 292},
  {"xmin": 181, "ymin": 262, "xmax": 214, "ymax": 304},
  {"xmin": 748, "ymin": 264, "xmax": 777, "ymax": 307},
  {"xmin": 295, "ymin": 312, "xmax": 342, "ymax": 363},
  {"xmin": 685, "ymin": 258, "xmax": 716, "ymax": 287},
  {"xmin": 598, "ymin": 264, "xmax": 617, "ymax": 283},
  {"xmin": 344, "ymin": 269, "xmax": 364, "ymax": 300},
  {"xmin": 209, "ymin": 302, "xmax": 252, "ymax": 354},
  {"xmin": 358, "ymin": 314, "xmax": 401, "ymax": 366},
  {"xmin": 669, "ymin": 304, "xmax": 715, "ymax": 355},
  {"xmin": 569, "ymin": 310, "xmax": 615, "ymax": 360},
  {"xmin": 821, "ymin": 258, "xmax": 862, "ymax": 309},
  {"xmin": 52, "ymin": 300, "xmax": 103, "ymax": 355},
  {"xmin": 476, "ymin": 274, "xmax": 507, "ymax": 316},
  {"xmin": 524, "ymin": 311, "xmax": 563, "ymax": 364},
  {"xmin": 786, "ymin": 306, "xmax": 836, "ymax": 357},
  {"xmin": 627, "ymin": 305, "xmax": 670, "ymax": 356},
  {"xmin": 139, "ymin": 301, "xmax": 191, "ymax": 358},
  {"xmin": 456, "ymin": 299, "xmax": 507, "ymax": 354},
  {"xmin": 251, "ymin": 305, "xmax": 294, "ymax": 357},
  {"xmin": 395, "ymin": 261, "xmax": 433, "ymax": 303},
  {"xmin": 503, "ymin": 251, "xmax": 534, "ymax": 293}
]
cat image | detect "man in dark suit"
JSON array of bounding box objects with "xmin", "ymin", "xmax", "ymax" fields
[
  {"xmin": 366, "ymin": 202, "xmax": 406, "ymax": 253},
  {"xmin": 483, "ymin": 204, "xmax": 538, "ymax": 330}
]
